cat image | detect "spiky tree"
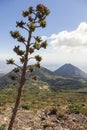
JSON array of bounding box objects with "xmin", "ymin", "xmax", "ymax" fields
[{"xmin": 7, "ymin": 4, "xmax": 50, "ymax": 130}]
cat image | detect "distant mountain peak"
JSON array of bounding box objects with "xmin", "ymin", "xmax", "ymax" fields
[
  {"xmin": 0, "ymin": 64, "xmax": 87, "ymax": 90},
  {"xmin": 54, "ymin": 63, "xmax": 87, "ymax": 78}
]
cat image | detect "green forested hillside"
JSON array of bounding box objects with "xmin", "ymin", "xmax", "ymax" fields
[{"xmin": 0, "ymin": 66, "xmax": 87, "ymax": 90}]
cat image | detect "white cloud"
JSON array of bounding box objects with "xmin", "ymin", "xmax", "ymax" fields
[
  {"xmin": 48, "ymin": 22, "xmax": 87, "ymax": 62},
  {"xmin": 41, "ymin": 36, "xmax": 47, "ymax": 41},
  {"xmin": 50, "ymin": 22, "xmax": 87, "ymax": 50},
  {"xmin": 41, "ymin": 22, "xmax": 87, "ymax": 72}
]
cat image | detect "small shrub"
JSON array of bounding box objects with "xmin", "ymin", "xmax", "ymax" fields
[
  {"xmin": 43, "ymin": 120, "xmax": 52, "ymax": 129},
  {"xmin": 68, "ymin": 103, "xmax": 81, "ymax": 114},
  {"xmin": 21, "ymin": 103, "xmax": 30, "ymax": 110},
  {"xmin": 80, "ymin": 107, "xmax": 87, "ymax": 115},
  {"xmin": 57, "ymin": 112, "xmax": 64, "ymax": 118},
  {"xmin": 48, "ymin": 107, "xmax": 58, "ymax": 115},
  {"xmin": 0, "ymin": 124, "xmax": 6, "ymax": 130}
]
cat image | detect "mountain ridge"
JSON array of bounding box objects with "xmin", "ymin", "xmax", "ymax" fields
[
  {"xmin": 0, "ymin": 73, "xmax": 5, "ymax": 77},
  {"xmin": 54, "ymin": 63, "xmax": 87, "ymax": 79},
  {"xmin": 0, "ymin": 64, "xmax": 87, "ymax": 90}
]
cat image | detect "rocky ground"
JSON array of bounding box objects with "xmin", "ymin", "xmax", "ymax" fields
[{"xmin": 0, "ymin": 107, "xmax": 87, "ymax": 130}]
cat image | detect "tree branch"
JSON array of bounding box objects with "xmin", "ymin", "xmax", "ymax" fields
[
  {"xmin": 13, "ymin": 63, "xmax": 22, "ymax": 70},
  {"xmin": 28, "ymin": 57, "xmax": 35, "ymax": 61},
  {"xmin": 22, "ymin": 26, "xmax": 29, "ymax": 32}
]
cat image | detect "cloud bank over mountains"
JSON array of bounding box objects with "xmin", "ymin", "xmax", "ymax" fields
[{"xmin": 41, "ymin": 22, "xmax": 87, "ymax": 71}]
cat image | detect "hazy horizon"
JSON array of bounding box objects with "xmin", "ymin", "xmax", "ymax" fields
[
  {"xmin": 0, "ymin": 60, "xmax": 87, "ymax": 74},
  {"xmin": 1, "ymin": 1, "xmax": 87, "ymax": 73}
]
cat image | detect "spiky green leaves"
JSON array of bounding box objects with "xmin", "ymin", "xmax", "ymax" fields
[
  {"xmin": 27, "ymin": 22, "xmax": 36, "ymax": 32},
  {"xmin": 10, "ymin": 31, "xmax": 20, "ymax": 39},
  {"xmin": 41, "ymin": 41, "xmax": 48, "ymax": 49},
  {"xmin": 22, "ymin": 10, "xmax": 29, "ymax": 17},
  {"xmin": 29, "ymin": 6, "xmax": 34, "ymax": 14},
  {"xmin": 36, "ymin": 4, "xmax": 50, "ymax": 16},
  {"xmin": 32, "ymin": 36, "xmax": 47, "ymax": 50},
  {"xmin": 20, "ymin": 56, "xmax": 25, "ymax": 63},
  {"xmin": 33, "ymin": 43, "xmax": 40, "ymax": 50},
  {"xmin": 39, "ymin": 20, "xmax": 47, "ymax": 28},
  {"xmin": 13, "ymin": 68, "xmax": 20, "ymax": 73},
  {"xmin": 33, "ymin": 36, "xmax": 42, "ymax": 50},
  {"xmin": 35, "ymin": 55, "xmax": 42, "ymax": 62},
  {"xmin": 36, "ymin": 4, "xmax": 50, "ymax": 22},
  {"xmin": 29, "ymin": 48, "xmax": 34, "ymax": 54},
  {"xmin": 10, "ymin": 31, "xmax": 26, "ymax": 43},
  {"xmin": 22, "ymin": 6, "xmax": 34, "ymax": 17},
  {"xmin": 16, "ymin": 21, "xmax": 26, "ymax": 28},
  {"xmin": 32, "ymin": 40, "xmax": 48, "ymax": 51},
  {"xmin": 8, "ymin": 4, "xmax": 50, "ymax": 81},
  {"xmin": 17, "ymin": 36, "xmax": 25, "ymax": 43},
  {"xmin": 29, "ymin": 66, "xmax": 34, "ymax": 72},
  {"xmin": 22, "ymin": 4, "xmax": 50, "ymax": 31},
  {"xmin": 35, "ymin": 62, "xmax": 40, "ymax": 68},
  {"xmin": 35, "ymin": 36, "xmax": 42, "ymax": 43},
  {"xmin": 6, "ymin": 59, "xmax": 14, "ymax": 64},
  {"xmin": 13, "ymin": 46, "xmax": 25, "ymax": 56},
  {"xmin": 22, "ymin": 4, "xmax": 50, "ymax": 19},
  {"xmin": 36, "ymin": 4, "xmax": 50, "ymax": 28}
]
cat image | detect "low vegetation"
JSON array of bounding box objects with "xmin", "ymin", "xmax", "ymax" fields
[
  {"xmin": 0, "ymin": 82, "xmax": 87, "ymax": 129},
  {"xmin": 0, "ymin": 81, "xmax": 87, "ymax": 115},
  {"xmin": 0, "ymin": 125, "xmax": 6, "ymax": 130}
]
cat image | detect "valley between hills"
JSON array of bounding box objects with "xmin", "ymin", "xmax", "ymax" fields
[{"xmin": 0, "ymin": 64, "xmax": 87, "ymax": 129}]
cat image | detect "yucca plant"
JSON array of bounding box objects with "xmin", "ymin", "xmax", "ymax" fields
[{"xmin": 7, "ymin": 4, "xmax": 50, "ymax": 130}]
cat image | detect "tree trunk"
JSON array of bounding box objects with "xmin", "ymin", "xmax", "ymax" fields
[
  {"xmin": 8, "ymin": 61, "xmax": 27, "ymax": 130},
  {"xmin": 8, "ymin": 32, "xmax": 32, "ymax": 130},
  {"xmin": 7, "ymin": 81, "xmax": 25, "ymax": 130}
]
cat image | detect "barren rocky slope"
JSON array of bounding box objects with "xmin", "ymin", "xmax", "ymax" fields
[{"xmin": 0, "ymin": 107, "xmax": 87, "ymax": 130}]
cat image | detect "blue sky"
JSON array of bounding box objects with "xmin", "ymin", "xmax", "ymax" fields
[{"xmin": 0, "ymin": 0, "xmax": 87, "ymax": 73}]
